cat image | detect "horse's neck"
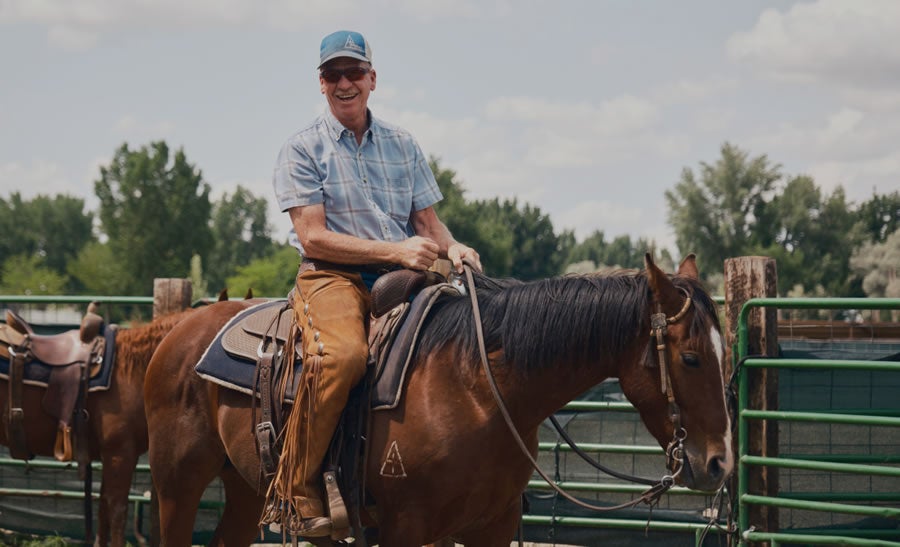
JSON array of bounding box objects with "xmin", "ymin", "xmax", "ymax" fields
[{"xmin": 497, "ymin": 356, "xmax": 618, "ymax": 433}]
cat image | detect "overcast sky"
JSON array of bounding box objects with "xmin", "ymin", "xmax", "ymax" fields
[{"xmin": 2, "ymin": 0, "xmax": 899, "ymax": 256}]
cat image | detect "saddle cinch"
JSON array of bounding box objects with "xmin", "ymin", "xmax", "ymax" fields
[
  {"xmin": 216, "ymin": 268, "xmax": 460, "ymax": 540},
  {"xmin": 0, "ymin": 303, "xmax": 106, "ymax": 466}
]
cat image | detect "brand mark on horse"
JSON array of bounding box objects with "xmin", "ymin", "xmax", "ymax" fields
[{"xmin": 379, "ymin": 440, "xmax": 407, "ymax": 478}]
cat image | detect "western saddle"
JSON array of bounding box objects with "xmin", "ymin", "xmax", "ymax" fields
[{"xmin": 0, "ymin": 303, "xmax": 105, "ymax": 466}]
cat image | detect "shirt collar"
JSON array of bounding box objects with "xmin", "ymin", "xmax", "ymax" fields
[{"xmin": 323, "ymin": 108, "xmax": 377, "ymax": 143}]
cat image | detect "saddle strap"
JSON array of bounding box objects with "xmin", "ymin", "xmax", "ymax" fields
[
  {"xmin": 255, "ymin": 352, "xmax": 278, "ymax": 479},
  {"xmin": 75, "ymin": 357, "xmax": 93, "ymax": 475},
  {"xmin": 45, "ymin": 362, "xmax": 84, "ymax": 462},
  {"xmin": 6, "ymin": 346, "xmax": 32, "ymax": 460}
]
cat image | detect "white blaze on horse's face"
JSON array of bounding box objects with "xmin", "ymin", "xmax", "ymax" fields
[
  {"xmin": 709, "ymin": 324, "xmax": 734, "ymax": 471},
  {"xmin": 710, "ymin": 325, "xmax": 725, "ymax": 367}
]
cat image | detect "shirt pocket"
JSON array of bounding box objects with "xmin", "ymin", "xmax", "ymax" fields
[{"xmin": 374, "ymin": 163, "xmax": 414, "ymax": 222}]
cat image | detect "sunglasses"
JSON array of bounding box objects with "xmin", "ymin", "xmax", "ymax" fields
[{"xmin": 320, "ymin": 67, "xmax": 370, "ymax": 83}]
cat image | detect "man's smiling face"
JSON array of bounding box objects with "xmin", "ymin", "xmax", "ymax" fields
[{"xmin": 319, "ymin": 58, "xmax": 376, "ymax": 131}]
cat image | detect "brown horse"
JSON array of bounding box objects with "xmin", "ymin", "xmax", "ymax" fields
[
  {"xmin": 144, "ymin": 254, "xmax": 734, "ymax": 546},
  {"xmin": 0, "ymin": 307, "xmax": 195, "ymax": 547}
]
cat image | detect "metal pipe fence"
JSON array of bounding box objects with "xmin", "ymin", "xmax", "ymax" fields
[
  {"xmin": 5, "ymin": 294, "xmax": 900, "ymax": 546},
  {"xmin": 0, "ymin": 294, "xmax": 730, "ymax": 545},
  {"xmin": 737, "ymin": 297, "xmax": 900, "ymax": 547}
]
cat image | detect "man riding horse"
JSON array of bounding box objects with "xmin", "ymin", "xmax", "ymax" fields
[{"xmin": 262, "ymin": 29, "xmax": 481, "ymax": 539}]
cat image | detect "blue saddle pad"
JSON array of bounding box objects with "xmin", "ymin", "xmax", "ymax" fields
[
  {"xmin": 195, "ymin": 300, "xmax": 301, "ymax": 403},
  {"xmin": 0, "ymin": 324, "xmax": 118, "ymax": 392}
]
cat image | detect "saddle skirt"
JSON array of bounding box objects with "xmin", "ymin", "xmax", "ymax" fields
[{"xmin": 195, "ymin": 300, "xmax": 302, "ymax": 403}]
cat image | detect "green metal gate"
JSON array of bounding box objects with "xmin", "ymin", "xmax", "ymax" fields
[{"xmin": 736, "ymin": 297, "xmax": 900, "ymax": 546}]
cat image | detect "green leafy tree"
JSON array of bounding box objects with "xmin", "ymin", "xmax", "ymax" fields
[
  {"xmin": 429, "ymin": 158, "xmax": 572, "ymax": 279},
  {"xmin": 430, "ymin": 158, "xmax": 511, "ymax": 274},
  {"xmin": 566, "ymin": 231, "xmax": 610, "ymax": 267},
  {"xmin": 566, "ymin": 231, "xmax": 673, "ymax": 271},
  {"xmin": 190, "ymin": 253, "xmax": 209, "ymax": 299},
  {"xmin": 850, "ymin": 229, "xmax": 900, "ymax": 320},
  {"xmin": 753, "ymin": 178, "xmax": 864, "ymax": 295},
  {"xmin": 67, "ymin": 242, "xmax": 132, "ymax": 296},
  {"xmin": 665, "ymin": 143, "xmax": 872, "ymax": 294},
  {"xmin": 0, "ymin": 254, "xmax": 68, "ymax": 295},
  {"xmin": 856, "ymin": 191, "xmax": 900, "ymax": 243},
  {"xmin": 496, "ymin": 199, "xmax": 574, "ymax": 279},
  {"xmin": 666, "ymin": 143, "xmax": 781, "ymax": 275},
  {"xmin": 0, "ymin": 193, "xmax": 95, "ymax": 287},
  {"xmin": 851, "ymin": 229, "xmax": 900, "ymax": 298},
  {"xmin": 225, "ymin": 245, "xmax": 299, "ymax": 298},
  {"xmin": 206, "ymin": 185, "xmax": 275, "ymax": 292},
  {"xmin": 94, "ymin": 141, "xmax": 213, "ymax": 295}
]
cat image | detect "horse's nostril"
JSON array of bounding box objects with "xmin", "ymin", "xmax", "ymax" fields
[{"xmin": 708, "ymin": 455, "xmax": 726, "ymax": 479}]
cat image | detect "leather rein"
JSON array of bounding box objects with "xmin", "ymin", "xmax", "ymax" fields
[{"xmin": 462, "ymin": 263, "xmax": 693, "ymax": 513}]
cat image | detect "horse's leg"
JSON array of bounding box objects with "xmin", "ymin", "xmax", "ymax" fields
[
  {"xmin": 146, "ymin": 379, "xmax": 224, "ymax": 545},
  {"xmin": 206, "ymin": 466, "xmax": 265, "ymax": 547},
  {"xmin": 97, "ymin": 448, "xmax": 139, "ymax": 547},
  {"xmin": 150, "ymin": 438, "xmax": 222, "ymax": 546}
]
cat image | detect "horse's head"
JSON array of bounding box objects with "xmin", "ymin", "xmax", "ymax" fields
[{"xmin": 617, "ymin": 253, "xmax": 733, "ymax": 492}]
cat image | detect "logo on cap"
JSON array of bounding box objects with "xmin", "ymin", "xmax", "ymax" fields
[{"xmin": 344, "ymin": 35, "xmax": 364, "ymax": 53}]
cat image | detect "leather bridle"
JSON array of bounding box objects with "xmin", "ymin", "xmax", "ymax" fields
[
  {"xmin": 651, "ymin": 288, "xmax": 692, "ymax": 476},
  {"xmin": 462, "ymin": 263, "xmax": 693, "ymax": 513}
]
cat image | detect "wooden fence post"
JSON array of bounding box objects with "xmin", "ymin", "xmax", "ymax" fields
[
  {"xmin": 149, "ymin": 278, "xmax": 192, "ymax": 547},
  {"xmin": 153, "ymin": 278, "xmax": 192, "ymax": 319},
  {"xmin": 724, "ymin": 256, "xmax": 779, "ymax": 540}
]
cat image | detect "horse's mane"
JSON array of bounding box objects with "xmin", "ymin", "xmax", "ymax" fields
[
  {"xmin": 418, "ymin": 269, "xmax": 720, "ymax": 374},
  {"xmin": 114, "ymin": 309, "xmax": 195, "ymax": 374}
]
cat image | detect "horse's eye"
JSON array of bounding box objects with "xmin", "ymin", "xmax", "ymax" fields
[{"xmin": 681, "ymin": 352, "xmax": 701, "ymax": 368}]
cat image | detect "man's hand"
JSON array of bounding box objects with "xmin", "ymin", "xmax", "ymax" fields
[
  {"xmin": 397, "ymin": 236, "xmax": 440, "ymax": 270},
  {"xmin": 448, "ymin": 243, "xmax": 482, "ymax": 273}
]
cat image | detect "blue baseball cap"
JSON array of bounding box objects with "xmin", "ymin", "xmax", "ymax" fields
[{"xmin": 318, "ymin": 30, "xmax": 372, "ymax": 68}]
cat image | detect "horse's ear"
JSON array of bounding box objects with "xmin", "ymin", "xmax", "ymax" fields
[
  {"xmin": 677, "ymin": 253, "xmax": 699, "ymax": 280},
  {"xmin": 244, "ymin": 288, "xmax": 253, "ymax": 300},
  {"xmin": 645, "ymin": 252, "xmax": 682, "ymax": 312},
  {"xmin": 217, "ymin": 289, "xmax": 228, "ymax": 302}
]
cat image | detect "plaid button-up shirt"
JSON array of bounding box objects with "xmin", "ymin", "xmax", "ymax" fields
[{"xmin": 273, "ymin": 109, "xmax": 443, "ymax": 255}]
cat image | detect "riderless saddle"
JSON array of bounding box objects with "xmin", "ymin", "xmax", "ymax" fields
[{"xmin": 0, "ymin": 303, "xmax": 105, "ymax": 465}]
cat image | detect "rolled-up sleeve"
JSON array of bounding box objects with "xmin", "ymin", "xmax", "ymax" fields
[
  {"xmin": 409, "ymin": 140, "xmax": 442, "ymax": 212},
  {"xmin": 273, "ymin": 138, "xmax": 324, "ymax": 212}
]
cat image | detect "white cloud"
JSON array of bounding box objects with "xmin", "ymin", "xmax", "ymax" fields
[
  {"xmin": 0, "ymin": 160, "xmax": 91, "ymax": 199},
  {"xmin": 47, "ymin": 24, "xmax": 99, "ymax": 50},
  {"xmin": 728, "ymin": 0, "xmax": 900, "ymax": 88},
  {"xmin": 840, "ymin": 87, "xmax": 900, "ymax": 113},
  {"xmin": 649, "ymin": 76, "xmax": 739, "ymax": 105},
  {"xmin": 484, "ymin": 94, "xmax": 659, "ymax": 136},
  {"xmin": 1, "ymin": 0, "xmax": 341, "ymax": 29},
  {"xmin": 748, "ymin": 107, "xmax": 900, "ymax": 164},
  {"xmin": 1, "ymin": 0, "xmax": 513, "ymax": 47},
  {"xmin": 558, "ymin": 199, "xmax": 675, "ymax": 251},
  {"xmin": 808, "ymin": 152, "xmax": 900, "ymax": 202},
  {"xmin": 478, "ymin": 94, "xmax": 673, "ymax": 169},
  {"xmin": 820, "ymin": 108, "xmax": 864, "ymax": 145},
  {"xmin": 111, "ymin": 115, "xmax": 177, "ymax": 141},
  {"xmin": 560, "ymin": 199, "xmax": 643, "ymax": 239},
  {"xmin": 385, "ymin": 0, "xmax": 507, "ymax": 21}
]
